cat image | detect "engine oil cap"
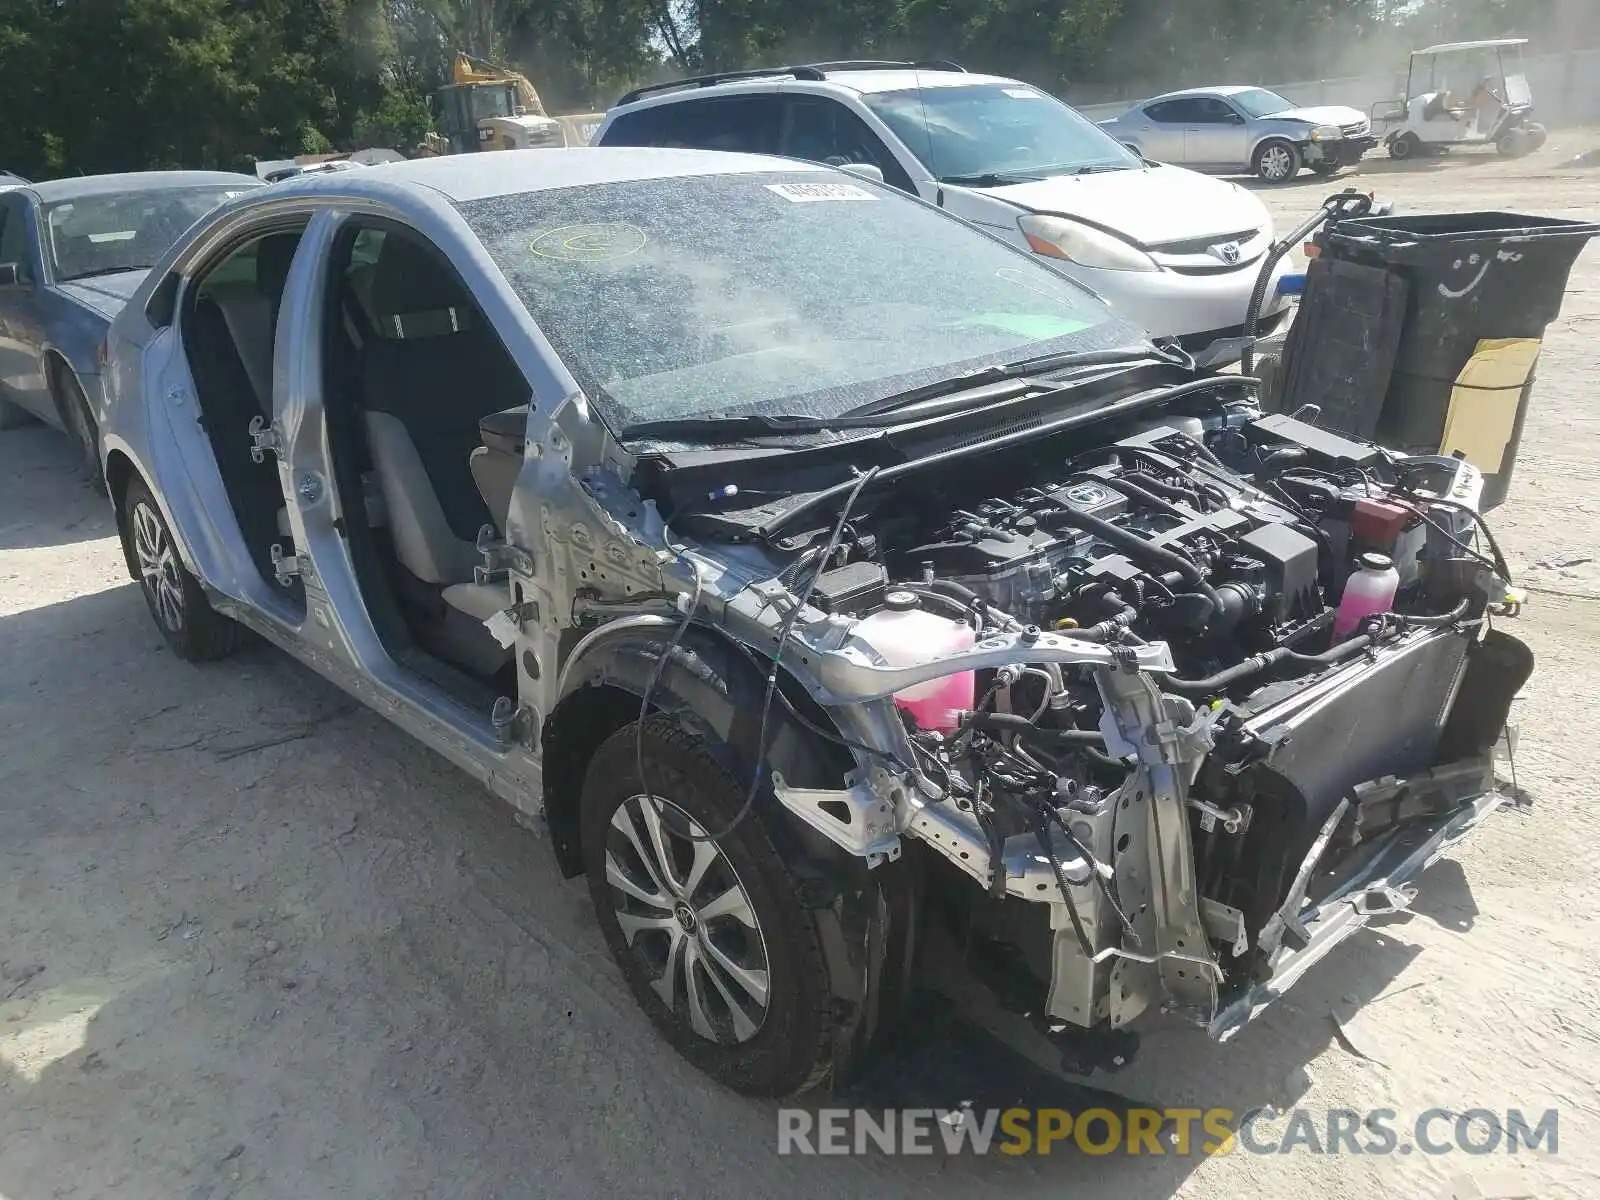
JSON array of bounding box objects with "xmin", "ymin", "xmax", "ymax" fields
[
  {"xmin": 1359, "ymin": 552, "xmax": 1394, "ymax": 571},
  {"xmin": 884, "ymin": 590, "xmax": 920, "ymax": 611}
]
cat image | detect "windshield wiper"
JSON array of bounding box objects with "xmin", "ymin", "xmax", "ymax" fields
[
  {"xmin": 938, "ymin": 171, "xmax": 1044, "ymax": 187},
  {"xmin": 838, "ymin": 345, "xmax": 1183, "ymax": 420},
  {"xmin": 1068, "ymin": 162, "xmax": 1138, "ymax": 175},
  {"xmin": 617, "ymin": 412, "xmax": 838, "ymax": 443}
]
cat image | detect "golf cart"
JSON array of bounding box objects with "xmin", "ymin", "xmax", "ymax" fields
[{"xmin": 1371, "ymin": 39, "xmax": 1547, "ymax": 160}]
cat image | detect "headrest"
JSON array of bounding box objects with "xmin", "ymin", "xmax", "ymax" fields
[
  {"xmin": 368, "ymin": 235, "xmax": 471, "ymax": 324},
  {"xmin": 255, "ymin": 233, "xmax": 301, "ymax": 305}
]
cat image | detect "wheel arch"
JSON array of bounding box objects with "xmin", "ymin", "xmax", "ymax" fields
[
  {"xmin": 104, "ymin": 448, "xmax": 142, "ymax": 579},
  {"xmin": 543, "ymin": 619, "xmax": 920, "ymax": 1082}
]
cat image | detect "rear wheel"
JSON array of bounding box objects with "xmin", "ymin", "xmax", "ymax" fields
[
  {"xmin": 1496, "ymin": 128, "xmax": 1530, "ymax": 158},
  {"xmin": 122, "ymin": 476, "xmax": 242, "ymax": 661},
  {"xmin": 580, "ymin": 716, "xmax": 836, "ymax": 1097},
  {"xmin": 1254, "ymin": 139, "xmax": 1301, "ymax": 183}
]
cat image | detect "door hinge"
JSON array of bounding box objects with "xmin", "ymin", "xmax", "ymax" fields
[
  {"xmin": 474, "ymin": 524, "xmax": 534, "ymax": 584},
  {"xmin": 270, "ymin": 542, "xmax": 311, "ymax": 586},
  {"xmin": 490, "ymin": 696, "xmax": 535, "ymax": 747},
  {"xmin": 248, "ymin": 414, "xmax": 284, "ymax": 463}
]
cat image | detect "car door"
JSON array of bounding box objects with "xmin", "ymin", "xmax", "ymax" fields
[
  {"xmin": 1183, "ymin": 96, "xmax": 1251, "ymax": 168},
  {"xmin": 1134, "ymin": 100, "xmax": 1191, "ymax": 162},
  {"xmin": 0, "ymin": 191, "xmax": 50, "ymax": 418},
  {"xmin": 776, "ymin": 95, "xmax": 919, "ymax": 193}
]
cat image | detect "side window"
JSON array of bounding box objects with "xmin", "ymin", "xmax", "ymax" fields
[
  {"xmin": 601, "ymin": 95, "xmax": 782, "ymax": 155},
  {"xmin": 1148, "ymin": 98, "xmax": 1207, "ymax": 124},
  {"xmin": 1144, "ymin": 101, "xmax": 1182, "ymax": 123},
  {"xmin": 0, "ymin": 196, "xmax": 34, "ymax": 280},
  {"xmin": 1196, "ymin": 96, "xmax": 1242, "ymax": 125},
  {"xmin": 781, "ymin": 97, "xmax": 915, "ymax": 192}
]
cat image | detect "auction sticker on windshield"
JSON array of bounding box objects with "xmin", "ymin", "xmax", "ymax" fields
[{"xmin": 765, "ymin": 182, "xmax": 878, "ymax": 202}]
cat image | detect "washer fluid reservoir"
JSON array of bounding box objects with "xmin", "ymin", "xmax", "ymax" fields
[{"xmin": 852, "ymin": 591, "xmax": 976, "ymax": 734}]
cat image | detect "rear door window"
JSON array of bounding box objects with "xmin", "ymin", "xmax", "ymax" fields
[{"xmin": 600, "ymin": 95, "xmax": 783, "ymax": 155}]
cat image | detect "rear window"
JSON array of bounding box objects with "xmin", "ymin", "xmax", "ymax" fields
[{"xmin": 458, "ymin": 170, "xmax": 1133, "ymax": 433}]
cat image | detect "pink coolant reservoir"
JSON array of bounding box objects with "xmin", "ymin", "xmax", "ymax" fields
[
  {"xmin": 1333, "ymin": 552, "xmax": 1400, "ymax": 640},
  {"xmin": 852, "ymin": 591, "xmax": 976, "ymax": 734}
]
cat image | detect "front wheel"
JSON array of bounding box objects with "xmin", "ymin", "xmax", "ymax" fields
[
  {"xmin": 1389, "ymin": 132, "xmax": 1421, "ymax": 160},
  {"xmin": 122, "ymin": 476, "xmax": 242, "ymax": 661},
  {"xmin": 56, "ymin": 370, "xmax": 106, "ymax": 494},
  {"xmin": 580, "ymin": 716, "xmax": 836, "ymax": 1097},
  {"xmin": 1254, "ymin": 139, "xmax": 1301, "ymax": 183}
]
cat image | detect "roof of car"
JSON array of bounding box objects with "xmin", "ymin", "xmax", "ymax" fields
[
  {"xmin": 260, "ymin": 146, "xmax": 833, "ymax": 204},
  {"xmin": 27, "ymin": 170, "xmax": 262, "ymax": 203},
  {"xmin": 1144, "ymin": 84, "xmax": 1279, "ymax": 102},
  {"xmin": 613, "ymin": 65, "xmax": 1019, "ymax": 109},
  {"xmin": 1415, "ymin": 38, "xmax": 1528, "ymax": 55}
]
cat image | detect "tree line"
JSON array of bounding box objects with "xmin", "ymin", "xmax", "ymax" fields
[{"xmin": 0, "ymin": 0, "xmax": 1592, "ymax": 178}]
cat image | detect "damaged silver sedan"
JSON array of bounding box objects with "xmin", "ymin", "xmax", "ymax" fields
[{"xmin": 98, "ymin": 148, "xmax": 1530, "ymax": 1096}]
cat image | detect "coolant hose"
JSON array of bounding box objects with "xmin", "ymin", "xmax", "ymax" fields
[{"xmin": 1156, "ymin": 625, "xmax": 1386, "ymax": 694}]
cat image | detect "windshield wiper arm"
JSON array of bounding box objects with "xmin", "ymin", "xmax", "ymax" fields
[
  {"xmin": 938, "ymin": 171, "xmax": 1043, "ymax": 187},
  {"xmin": 838, "ymin": 345, "xmax": 1183, "ymax": 420}
]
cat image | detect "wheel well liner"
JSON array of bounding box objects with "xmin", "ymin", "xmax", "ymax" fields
[{"xmin": 541, "ymin": 622, "xmax": 855, "ymax": 878}]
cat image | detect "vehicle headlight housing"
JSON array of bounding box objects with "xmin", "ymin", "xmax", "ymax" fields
[
  {"xmin": 1309, "ymin": 125, "xmax": 1343, "ymax": 142},
  {"xmin": 1017, "ymin": 214, "xmax": 1159, "ymax": 273}
]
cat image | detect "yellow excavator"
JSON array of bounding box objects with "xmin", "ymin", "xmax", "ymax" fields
[{"xmin": 424, "ymin": 53, "xmax": 603, "ymax": 155}]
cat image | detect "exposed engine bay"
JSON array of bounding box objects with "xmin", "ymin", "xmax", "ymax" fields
[{"xmin": 625, "ymin": 378, "xmax": 1531, "ymax": 1066}]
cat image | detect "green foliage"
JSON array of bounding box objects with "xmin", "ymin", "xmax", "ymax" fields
[{"xmin": 0, "ymin": 0, "xmax": 1592, "ymax": 178}]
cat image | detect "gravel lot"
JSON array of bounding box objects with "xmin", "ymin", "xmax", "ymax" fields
[{"xmin": 3, "ymin": 132, "xmax": 1598, "ymax": 1199}]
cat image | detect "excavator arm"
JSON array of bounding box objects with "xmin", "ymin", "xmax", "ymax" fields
[{"xmin": 451, "ymin": 52, "xmax": 548, "ymax": 117}]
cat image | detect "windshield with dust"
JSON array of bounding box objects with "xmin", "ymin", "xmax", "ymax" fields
[
  {"xmin": 45, "ymin": 187, "xmax": 249, "ymax": 281},
  {"xmin": 862, "ymin": 83, "xmax": 1140, "ymax": 183},
  {"xmin": 1230, "ymin": 89, "xmax": 1295, "ymax": 118},
  {"xmin": 460, "ymin": 171, "xmax": 1134, "ymax": 431}
]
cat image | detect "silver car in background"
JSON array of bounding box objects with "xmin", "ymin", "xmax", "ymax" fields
[
  {"xmin": 1100, "ymin": 86, "xmax": 1378, "ymax": 182},
  {"xmin": 0, "ymin": 171, "xmax": 260, "ymax": 479}
]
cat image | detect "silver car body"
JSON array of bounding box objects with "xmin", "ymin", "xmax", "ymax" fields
[
  {"xmin": 0, "ymin": 171, "xmax": 261, "ymax": 437},
  {"xmin": 1100, "ymin": 85, "xmax": 1376, "ymax": 180},
  {"xmin": 98, "ymin": 148, "xmax": 1520, "ymax": 1083}
]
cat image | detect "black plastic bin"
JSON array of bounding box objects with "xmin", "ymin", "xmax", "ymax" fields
[{"xmin": 1279, "ymin": 211, "xmax": 1598, "ymax": 509}]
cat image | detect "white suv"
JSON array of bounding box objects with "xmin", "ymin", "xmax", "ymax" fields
[{"xmin": 595, "ymin": 61, "xmax": 1294, "ymax": 364}]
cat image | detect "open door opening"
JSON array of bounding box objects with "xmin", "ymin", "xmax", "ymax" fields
[
  {"xmin": 180, "ymin": 224, "xmax": 310, "ymax": 607},
  {"xmin": 320, "ymin": 219, "xmax": 534, "ymax": 710}
]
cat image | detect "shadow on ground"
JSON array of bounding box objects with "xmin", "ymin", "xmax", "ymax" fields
[
  {"xmin": 0, "ymin": 579, "xmax": 1460, "ymax": 1199},
  {"xmin": 0, "ymin": 426, "xmax": 113, "ymax": 551}
]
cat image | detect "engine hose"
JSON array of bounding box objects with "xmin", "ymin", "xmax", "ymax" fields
[
  {"xmin": 1035, "ymin": 505, "xmax": 1223, "ymax": 626},
  {"xmin": 1401, "ymin": 598, "xmax": 1471, "ymax": 627},
  {"xmin": 1157, "ymin": 624, "xmax": 1389, "ymax": 693},
  {"xmin": 1087, "ymin": 472, "xmax": 1194, "ymax": 521},
  {"xmin": 1241, "ymin": 198, "xmax": 1355, "ymax": 375},
  {"xmin": 961, "ymin": 710, "xmax": 1106, "ymax": 744}
]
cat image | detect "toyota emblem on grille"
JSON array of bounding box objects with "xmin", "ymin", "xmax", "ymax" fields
[{"xmin": 1213, "ymin": 241, "xmax": 1241, "ymax": 264}]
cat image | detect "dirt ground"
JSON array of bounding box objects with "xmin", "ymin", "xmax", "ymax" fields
[{"xmin": 3, "ymin": 131, "xmax": 1599, "ymax": 1200}]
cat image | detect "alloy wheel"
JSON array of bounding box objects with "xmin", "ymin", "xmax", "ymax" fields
[
  {"xmin": 1260, "ymin": 145, "xmax": 1294, "ymax": 181},
  {"xmin": 603, "ymin": 793, "xmax": 771, "ymax": 1045},
  {"xmin": 132, "ymin": 500, "xmax": 185, "ymax": 632}
]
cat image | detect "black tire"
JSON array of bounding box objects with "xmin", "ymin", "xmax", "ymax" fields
[
  {"xmin": 1309, "ymin": 159, "xmax": 1342, "ymax": 177},
  {"xmin": 1496, "ymin": 129, "xmax": 1530, "ymax": 158},
  {"xmin": 55, "ymin": 368, "xmax": 106, "ymax": 494},
  {"xmin": 1389, "ymin": 132, "xmax": 1421, "ymax": 161},
  {"xmin": 1253, "ymin": 139, "xmax": 1301, "ymax": 183},
  {"xmin": 121, "ymin": 475, "xmax": 242, "ymax": 661},
  {"xmin": 580, "ymin": 716, "xmax": 835, "ymax": 1097}
]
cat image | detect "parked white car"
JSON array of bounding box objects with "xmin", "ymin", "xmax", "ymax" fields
[
  {"xmin": 595, "ymin": 62, "xmax": 1294, "ymax": 362},
  {"xmin": 1099, "ymin": 86, "xmax": 1377, "ymax": 182}
]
